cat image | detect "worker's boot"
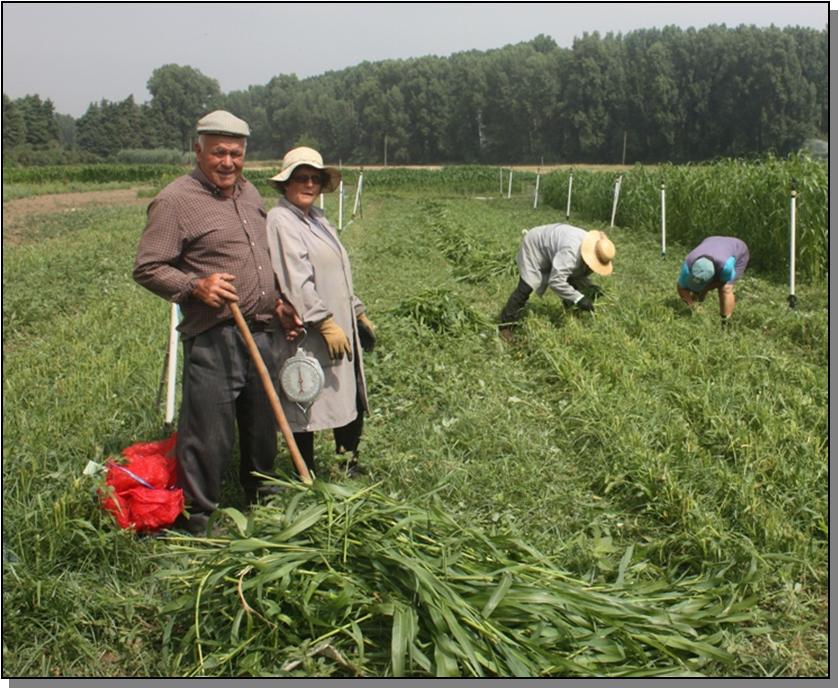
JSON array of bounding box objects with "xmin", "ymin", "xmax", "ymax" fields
[{"xmin": 499, "ymin": 278, "xmax": 532, "ymax": 339}]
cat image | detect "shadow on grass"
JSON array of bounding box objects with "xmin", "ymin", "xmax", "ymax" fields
[
  {"xmin": 528, "ymin": 299, "xmax": 599, "ymax": 327},
  {"xmin": 664, "ymin": 296, "xmax": 697, "ymax": 318}
]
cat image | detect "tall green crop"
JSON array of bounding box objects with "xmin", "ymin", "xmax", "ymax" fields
[{"xmin": 542, "ymin": 155, "xmax": 828, "ymax": 281}]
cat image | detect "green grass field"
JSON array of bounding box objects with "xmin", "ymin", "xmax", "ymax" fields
[{"xmin": 2, "ymin": 171, "xmax": 828, "ymax": 676}]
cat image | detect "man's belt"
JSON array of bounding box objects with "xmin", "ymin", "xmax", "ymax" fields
[{"xmin": 224, "ymin": 317, "xmax": 272, "ymax": 332}]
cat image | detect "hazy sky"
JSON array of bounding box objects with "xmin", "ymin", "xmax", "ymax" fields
[{"xmin": 2, "ymin": 2, "xmax": 831, "ymax": 117}]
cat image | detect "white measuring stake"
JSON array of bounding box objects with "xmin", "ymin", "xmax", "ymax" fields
[
  {"xmin": 789, "ymin": 187, "xmax": 797, "ymax": 303},
  {"xmin": 660, "ymin": 181, "xmax": 666, "ymax": 255},
  {"xmin": 566, "ymin": 173, "xmax": 573, "ymax": 220},
  {"xmin": 352, "ymin": 173, "xmax": 363, "ymax": 217},
  {"xmin": 319, "ymin": 193, "xmax": 324, "ymax": 210},
  {"xmin": 164, "ymin": 302, "xmax": 180, "ymax": 425},
  {"xmin": 533, "ymin": 174, "xmax": 540, "ymax": 209},
  {"xmin": 610, "ymin": 175, "xmax": 623, "ymax": 228},
  {"xmin": 338, "ymin": 179, "xmax": 344, "ymax": 230},
  {"xmin": 499, "ymin": 168, "xmax": 503, "ymax": 195},
  {"xmin": 507, "ymin": 169, "xmax": 513, "ymax": 199}
]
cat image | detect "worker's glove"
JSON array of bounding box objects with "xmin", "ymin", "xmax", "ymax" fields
[
  {"xmin": 317, "ymin": 317, "xmax": 353, "ymax": 361},
  {"xmin": 576, "ymin": 296, "xmax": 595, "ymax": 312},
  {"xmin": 357, "ymin": 313, "xmax": 377, "ymax": 353},
  {"xmin": 590, "ymin": 284, "xmax": 604, "ymax": 301}
]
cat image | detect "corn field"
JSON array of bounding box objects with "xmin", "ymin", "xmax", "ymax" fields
[{"xmin": 541, "ymin": 154, "xmax": 828, "ymax": 281}]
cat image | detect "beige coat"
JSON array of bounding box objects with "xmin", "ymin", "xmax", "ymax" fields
[{"xmin": 266, "ymin": 197, "xmax": 368, "ymax": 432}]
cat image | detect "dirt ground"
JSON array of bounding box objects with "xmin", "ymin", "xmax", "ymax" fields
[{"xmin": 3, "ymin": 188, "xmax": 149, "ymax": 229}]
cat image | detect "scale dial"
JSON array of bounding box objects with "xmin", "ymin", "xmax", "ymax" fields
[{"xmin": 279, "ymin": 350, "xmax": 324, "ymax": 405}]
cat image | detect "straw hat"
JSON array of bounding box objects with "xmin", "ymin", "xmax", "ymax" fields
[
  {"xmin": 580, "ymin": 230, "xmax": 615, "ymax": 276},
  {"xmin": 268, "ymin": 147, "xmax": 341, "ymax": 193}
]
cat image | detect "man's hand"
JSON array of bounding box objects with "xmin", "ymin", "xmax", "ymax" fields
[
  {"xmin": 193, "ymin": 273, "xmax": 237, "ymax": 308},
  {"xmin": 275, "ymin": 298, "xmax": 304, "ymax": 341},
  {"xmin": 677, "ymin": 285, "xmax": 696, "ymax": 307},
  {"xmin": 576, "ymin": 296, "xmax": 595, "ymax": 312}
]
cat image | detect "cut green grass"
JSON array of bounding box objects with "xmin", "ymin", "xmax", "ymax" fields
[{"xmin": 2, "ymin": 170, "xmax": 828, "ymax": 677}]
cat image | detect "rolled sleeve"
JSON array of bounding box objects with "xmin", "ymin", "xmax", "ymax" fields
[{"xmin": 133, "ymin": 197, "xmax": 194, "ymax": 302}]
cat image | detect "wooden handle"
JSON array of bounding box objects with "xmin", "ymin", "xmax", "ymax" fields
[{"xmin": 229, "ymin": 302, "xmax": 312, "ymax": 484}]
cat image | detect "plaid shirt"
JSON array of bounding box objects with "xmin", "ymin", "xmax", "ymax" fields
[{"xmin": 133, "ymin": 167, "xmax": 279, "ymax": 338}]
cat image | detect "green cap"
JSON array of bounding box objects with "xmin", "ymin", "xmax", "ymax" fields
[{"xmin": 686, "ymin": 257, "xmax": 714, "ymax": 290}]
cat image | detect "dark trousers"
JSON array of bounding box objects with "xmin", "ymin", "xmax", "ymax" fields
[
  {"xmin": 499, "ymin": 278, "xmax": 534, "ymax": 325},
  {"xmin": 176, "ymin": 323, "xmax": 279, "ymax": 518},
  {"xmin": 293, "ymin": 395, "xmax": 365, "ymax": 475}
]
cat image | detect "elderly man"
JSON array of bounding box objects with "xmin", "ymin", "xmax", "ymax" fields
[
  {"xmin": 133, "ymin": 110, "xmax": 299, "ymax": 534},
  {"xmin": 499, "ymin": 224, "xmax": 615, "ymax": 339},
  {"xmin": 677, "ymin": 235, "xmax": 750, "ymax": 327}
]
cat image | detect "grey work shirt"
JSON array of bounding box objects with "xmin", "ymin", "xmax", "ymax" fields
[
  {"xmin": 133, "ymin": 167, "xmax": 278, "ymax": 338},
  {"xmin": 517, "ymin": 224, "xmax": 592, "ymax": 304}
]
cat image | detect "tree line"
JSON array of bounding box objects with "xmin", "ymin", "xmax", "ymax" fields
[{"xmin": 3, "ymin": 24, "xmax": 827, "ymax": 165}]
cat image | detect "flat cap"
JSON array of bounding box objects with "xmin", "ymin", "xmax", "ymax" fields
[{"xmin": 195, "ymin": 110, "xmax": 250, "ymax": 138}]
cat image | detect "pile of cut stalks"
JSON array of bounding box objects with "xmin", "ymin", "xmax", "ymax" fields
[{"xmin": 157, "ymin": 477, "xmax": 752, "ymax": 677}]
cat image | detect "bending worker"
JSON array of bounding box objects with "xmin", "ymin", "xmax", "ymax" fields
[
  {"xmin": 676, "ymin": 235, "xmax": 750, "ymax": 326},
  {"xmin": 499, "ymin": 224, "xmax": 615, "ymax": 339},
  {"xmin": 133, "ymin": 110, "xmax": 301, "ymax": 534}
]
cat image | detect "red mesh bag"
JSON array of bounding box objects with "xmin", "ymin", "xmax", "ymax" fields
[{"xmin": 100, "ymin": 432, "xmax": 184, "ymax": 532}]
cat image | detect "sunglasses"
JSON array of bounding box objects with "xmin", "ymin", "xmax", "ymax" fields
[{"xmin": 290, "ymin": 173, "xmax": 324, "ymax": 185}]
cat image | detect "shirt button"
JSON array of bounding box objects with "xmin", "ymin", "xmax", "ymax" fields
[
  {"xmin": 243, "ymin": 220, "xmax": 248, "ymax": 225},
  {"xmin": 251, "ymin": 242, "xmax": 255, "ymax": 246},
  {"xmin": 258, "ymin": 265, "xmax": 262, "ymax": 270}
]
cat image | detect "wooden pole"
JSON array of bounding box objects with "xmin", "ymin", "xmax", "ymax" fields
[
  {"xmin": 566, "ymin": 170, "xmax": 573, "ymax": 220},
  {"xmin": 229, "ymin": 302, "xmax": 312, "ymax": 483},
  {"xmin": 660, "ymin": 180, "xmax": 666, "ymax": 256},
  {"xmin": 338, "ymin": 179, "xmax": 344, "ymax": 231},
  {"xmin": 164, "ymin": 303, "xmax": 179, "ymax": 428},
  {"xmin": 352, "ymin": 172, "xmax": 363, "ymax": 218},
  {"xmin": 788, "ymin": 180, "xmax": 798, "ymax": 309},
  {"xmin": 610, "ymin": 175, "xmax": 622, "ymax": 228}
]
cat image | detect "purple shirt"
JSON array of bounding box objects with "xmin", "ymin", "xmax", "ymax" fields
[{"xmin": 684, "ymin": 236, "xmax": 750, "ymax": 282}]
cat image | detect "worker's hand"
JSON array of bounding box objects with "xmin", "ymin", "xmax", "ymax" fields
[
  {"xmin": 590, "ymin": 284, "xmax": 604, "ymax": 300},
  {"xmin": 275, "ymin": 298, "xmax": 304, "ymax": 341},
  {"xmin": 677, "ymin": 285, "xmax": 696, "ymax": 307},
  {"xmin": 576, "ymin": 296, "xmax": 595, "ymax": 312},
  {"xmin": 318, "ymin": 317, "xmax": 353, "ymax": 361},
  {"xmin": 193, "ymin": 273, "xmax": 237, "ymax": 308},
  {"xmin": 357, "ymin": 313, "xmax": 377, "ymax": 353}
]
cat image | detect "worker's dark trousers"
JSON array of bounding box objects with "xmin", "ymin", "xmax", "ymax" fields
[
  {"xmin": 499, "ymin": 278, "xmax": 534, "ymax": 325},
  {"xmin": 176, "ymin": 323, "xmax": 279, "ymax": 524},
  {"xmin": 293, "ymin": 394, "xmax": 365, "ymax": 476}
]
